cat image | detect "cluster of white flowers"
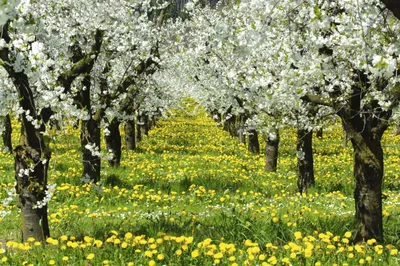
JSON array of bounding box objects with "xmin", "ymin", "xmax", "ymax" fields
[
  {"xmin": 32, "ymin": 184, "xmax": 56, "ymax": 209},
  {"xmin": 0, "ymin": 186, "xmax": 17, "ymax": 219}
]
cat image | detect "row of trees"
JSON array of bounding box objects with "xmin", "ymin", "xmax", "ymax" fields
[
  {"xmin": 159, "ymin": 0, "xmax": 400, "ymax": 243},
  {"xmin": 1, "ymin": 0, "xmax": 400, "ymax": 244},
  {"xmin": 0, "ymin": 0, "xmax": 185, "ymax": 241}
]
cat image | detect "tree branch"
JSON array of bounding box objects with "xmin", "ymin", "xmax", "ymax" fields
[{"xmin": 301, "ymin": 94, "xmax": 333, "ymax": 107}]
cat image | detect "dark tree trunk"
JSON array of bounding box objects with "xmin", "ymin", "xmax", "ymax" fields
[
  {"xmin": 223, "ymin": 114, "xmax": 236, "ymax": 137},
  {"xmin": 211, "ymin": 110, "xmax": 221, "ymax": 123},
  {"xmin": 80, "ymin": 77, "xmax": 101, "ymax": 183},
  {"xmin": 124, "ymin": 120, "xmax": 136, "ymax": 151},
  {"xmin": 136, "ymin": 119, "xmax": 142, "ymax": 143},
  {"xmin": 14, "ymin": 145, "xmax": 50, "ymax": 241},
  {"xmin": 2, "ymin": 114, "xmax": 12, "ymax": 152},
  {"xmin": 237, "ymin": 115, "xmax": 246, "ymax": 144},
  {"xmin": 265, "ymin": 129, "xmax": 279, "ymax": 172},
  {"xmin": 10, "ymin": 71, "xmax": 51, "ymax": 242},
  {"xmin": 297, "ymin": 129, "xmax": 314, "ymax": 194},
  {"xmin": 316, "ymin": 128, "xmax": 323, "ymax": 139},
  {"xmin": 81, "ymin": 118, "xmax": 101, "ymax": 182},
  {"xmin": 141, "ymin": 114, "xmax": 150, "ymax": 136},
  {"xmin": 350, "ymin": 132, "xmax": 384, "ymax": 243},
  {"xmin": 105, "ymin": 118, "xmax": 121, "ymax": 167},
  {"xmin": 248, "ymin": 129, "xmax": 260, "ymax": 154},
  {"xmin": 338, "ymin": 83, "xmax": 389, "ymax": 243}
]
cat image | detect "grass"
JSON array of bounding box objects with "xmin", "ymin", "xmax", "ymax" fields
[{"xmin": 0, "ymin": 104, "xmax": 399, "ymax": 265}]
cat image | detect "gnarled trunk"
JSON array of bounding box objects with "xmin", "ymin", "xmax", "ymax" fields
[
  {"xmin": 14, "ymin": 145, "xmax": 50, "ymax": 241},
  {"xmin": 2, "ymin": 114, "xmax": 12, "ymax": 152},
  {"xmin": 297, "ymin": 129, "xmax": 314, "ymax": 194},
  {"xmin": 11, "ymin": 71, "xmax": 51, "ymax": 242},
  {"xmin": 105, "ymin": 118, "xmax": 121, "ymax": 167},
  {"xmin": 265, "ymin": 129, "xmax": 279, "ymax": 172},
  {"xmin": 124, "ymin": 120, "xmax": 136, "ymax": 151},
  {"xmin": 351, "ymin": 134, "xmax": 384, "ymax": 242},
  {"xmin": 248, "ymin": 129, "xmax": 260, "ymax": 154}
]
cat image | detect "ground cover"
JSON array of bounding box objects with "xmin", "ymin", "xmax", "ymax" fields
[{"xmin": 0, "ymin": 106, "xmax": 399, "ymax": 265}]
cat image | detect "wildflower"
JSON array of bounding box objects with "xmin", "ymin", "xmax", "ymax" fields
[
  {"xmin": 176, "ymin": 249, "xmax": 182, "ymax": 256},
  {"xmin": 48, "ymin": 260, "xmax": 55, "ymax": 265},
  {"xmin": 157, "ymin": 254, "xmax": 165, "ymax": 260},
  {"xmin": 191, "ymin": 249, "xmax": 200, "ymax": 258},
  {"xmin": 145, "ymin": 251, "xmax": 153, "ymax": 258},
  {"xmin": 148, "ymin": 260, "xmax": 156, "ymax": 266},
  {"xmin": 344, "ymin": 232, "xmax": 352, "ymax": 238},
  {"xmin": 62, "ymin": 256, "xmax": 69, "ymax": 261},
  {"xmin": 125, "ymin": 232, "xmax": 133, "ymax": 239},
  {"xmin": 390, "ymin": 249, "xmax": 398, "ymax": 255},
  {"xmin": 87, "ymin": 253, "xmax": 95, "ymax": 260}
]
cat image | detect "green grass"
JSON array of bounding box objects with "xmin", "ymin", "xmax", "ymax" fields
[{"xmin": 0, "ymin": 106, "xmax": 399, "ymax": 265}]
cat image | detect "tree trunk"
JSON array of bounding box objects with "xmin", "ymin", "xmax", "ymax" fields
[
  {"xmin": 124, "ymin": 120, "xmax": 136, "ymax": 151},
  {"xmin": 248, "ymin": 129, "xmax": 260, "ymax": 154},
  {"xmin": 297, "ymin": 129, "xmax": 314, "ymax": 194},
  {"xmin": 350, "ymin": 133, "xmax": 384, "ymax": 243},
  {"xmin": 141, "ymin": 113, "xmax": 150, "ymax": 136},
  {"xmin": 265, "ymin": 129, "xmax": 279, "ymax": 172},
  {"xmin": 237, "ymin": 115, "xmax": 246, "ymax": 144},
  {"xmin": 10, "ymin": 70, "xmax": 51, "ymax": 242},
  {"xmin": 105, "ymin": 118, "xmax": 121, "ymax": 167},
  {"xmin": 136, "ymin": 119, "xmax": 142, "ymax": 143},
  {"xmin": 2, "ymin": 114, "xmax": 12, "ymax": 152},
  {"xmin": 316, "ymin": 128, "xmax": 323, "ymax": 139},
  {"xmin": 14, "ymin": 145, "xmax": 50, "ymax": 241},
  {"xmin": 81, "ymin": 118, "xmax": 101, "ymax": 182},
  {"xmin": 80, "ymin": 77, "xmax": 101, "ymax": 183}
]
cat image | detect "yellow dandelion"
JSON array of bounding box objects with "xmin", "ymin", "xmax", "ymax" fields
[{"xmin": 191, "ymin": 249, "xmax": 200, "ymax": 258}]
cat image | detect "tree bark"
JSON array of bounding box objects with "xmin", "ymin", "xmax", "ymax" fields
[
  {"xmin": 316, "ymin": 128, "xmax": 323, "ymax": 139},
  {"xmin": 105, "ymin": 118, "xmax": 121, "ymax": 167},
  {"xmin": 337, "ymin": 83, "xmax": 389, "ymax": 243},
  {"xmin": 136, "ymin": 118, "xmax": 142, "ymax": 143},
  {"xmin": 141, "ymin": 113, "xmax": 150, "ymax": 136},
  {"xmin": 2, "ymin": 114, "xmax": 12, "ymax": 152},
  {"xmin": 297, "ymin": 129, "xmax": 315, "ymax": 194},
  {"xmin": 350, "ymin": 132, "xmax": 384, "ymax": 243},
  {"xmin": 124, "ymin": 120, "xmax": 136, "ymax": 151},
  {"xmin": 80, "ymin": 77, "xmax": 101, "ymax": 183},
  {"xmin": 265, "ymin": 129, "xmax": 279, "ymax": 172},
  {"xmin": 237, "ymin": 115, "xmax": 246, "ymax": 144},
  {"xmin": 11, "ymin": 71, "xmax": 51, "ymax": 242},
  {"xmin": 248, "ymin": 129, "xmax": 260, "ymax": 154}
]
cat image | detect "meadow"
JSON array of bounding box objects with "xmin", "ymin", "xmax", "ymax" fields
[{"xmin": 0, "ymin": 105, "xmax": 399, "ymax": 265}]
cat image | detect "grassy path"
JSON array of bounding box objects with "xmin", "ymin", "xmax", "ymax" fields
[{"xmin": 0, "ymin": 106, "xmax": 399, "ymax": 265}]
